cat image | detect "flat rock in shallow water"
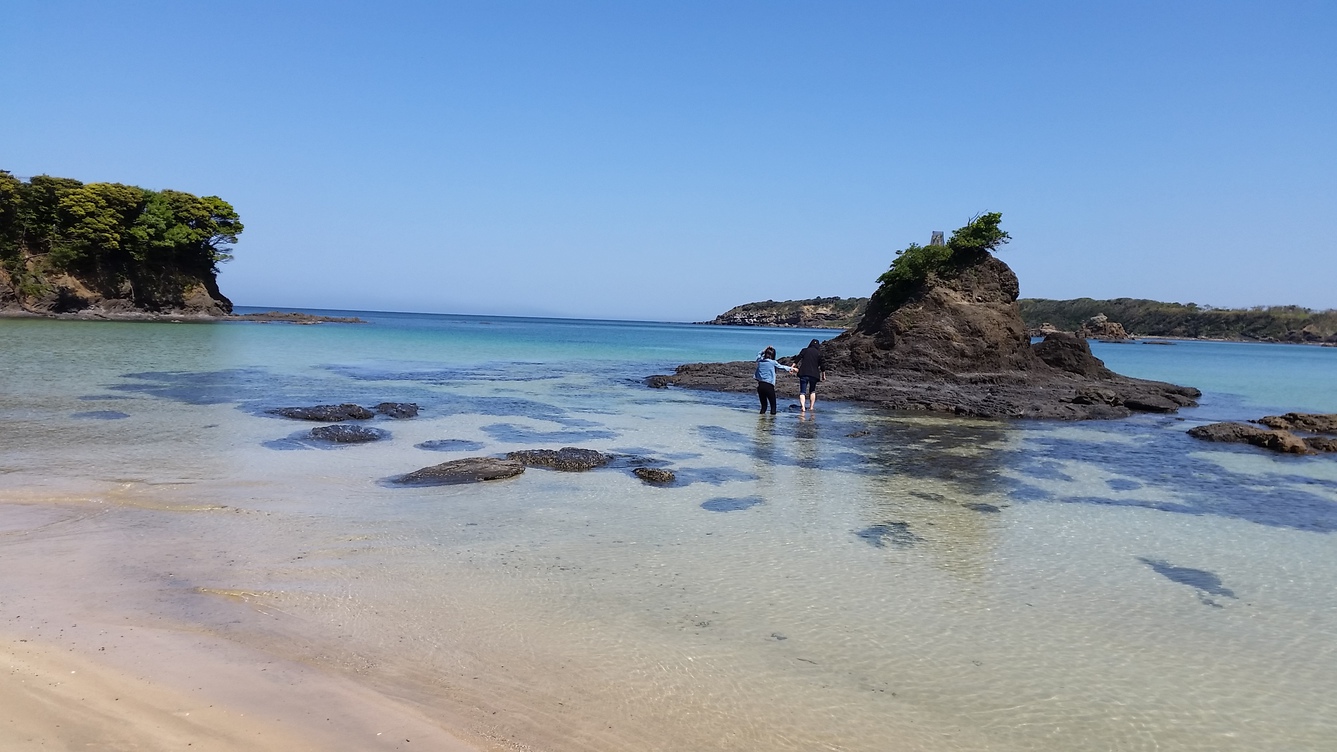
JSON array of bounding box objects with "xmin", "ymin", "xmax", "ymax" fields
[
  {"xmin": 375, "ymin": 402, "xmax": 419, "ymax": 419},
  {"xmin": 1256, "ymin": 413, "xmax": 1337, "ymax": 434},
  {"xmin": 393, "ymin": 457, "xmax": 526, "ymax": 486},
  {"xmin": 272, "ymin": 403, "xmax": 374, "ymax": 421},
  {"xmin": 309, "ymin": 424, "xmax": 387, "ymax": 443},
  {"xmin": 1186, "ymin": 422, "xmax": 1312, "ymax": 455},
  {"xmin": 633, "ymin": 467, "xmax": 676, "ymax": 484},
  {"xmin": 506, "ymin": 447, "xmax": 610, "ymax": 471}
]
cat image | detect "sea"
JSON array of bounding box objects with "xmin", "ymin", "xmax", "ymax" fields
[{"xmin": 1, "ymin": 309, "xmax": 1335, "ymax": 751}]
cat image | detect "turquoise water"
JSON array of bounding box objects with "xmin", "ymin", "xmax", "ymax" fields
[{"xmin": 1, "ymin": 312, "xmax": 1335, "ymax": 751}]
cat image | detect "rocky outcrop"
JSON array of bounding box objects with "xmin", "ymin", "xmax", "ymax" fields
[
  {"xmin": 1189, "ymin": 413, "xmax": 1337, "ymax": 455},
  {"xmin": 654, "ymin": 222, "xmax": 1199, "ymax": 421},
  {"xmin": 0, "ymin": 266, "xmax": 234, "ymax": 318},
  {"xmin": 701, "ymin": 297, "xmax": 868, "ymax": 329},
  {"xmin": 1256, "ymin": 413, "xmax": 1337, "ymax": 434},
  {"xmin": 1078, "ymin": 314, "xmax": 1132, "ymax": 341},
  {"xmin": 392, "ymin": 457, "xmax": 526, "ymax": 486},
  {"xmin": 506, "ymin": 447, "xmax": 610, "ymax": 471},
  {"xmin": 1187, "ymin": 423, "xmax": 1313, "ymax": 454}
]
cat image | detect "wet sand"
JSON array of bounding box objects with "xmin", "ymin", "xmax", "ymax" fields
[{"xmin": 0, "ymin": 501, "xmax": 480, "ymax": 752}]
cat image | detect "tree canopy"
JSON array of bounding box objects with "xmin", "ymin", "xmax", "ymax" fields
[
  {"xmin": 0, "ymin": 170, "xmax": 242, "ymax": 307},
  {"xmin": 865, "ymin": 212, "xmax": 1009, "ymax": 319}
]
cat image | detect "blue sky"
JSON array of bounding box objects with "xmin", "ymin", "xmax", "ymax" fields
[{"xmin": 3, "ymin": 1, "xmax": 1333, "ymax": 320}]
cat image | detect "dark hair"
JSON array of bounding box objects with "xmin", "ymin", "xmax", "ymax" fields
[
  {"xmin": 809, "ymin": 339, "xmax": 820, "ymax": 348},
  {"xmin": 763, "ymin": 346, "xmax": 776, "ymax": 359}
]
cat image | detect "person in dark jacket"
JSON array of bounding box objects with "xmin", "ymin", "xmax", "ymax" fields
[
  {"xmin": 754, "ymin": 346, "xmax": 795, "ymax": 415},
  {"xmin": 795, "ymin": 338, "xmax": 824, "ymax": 412}
]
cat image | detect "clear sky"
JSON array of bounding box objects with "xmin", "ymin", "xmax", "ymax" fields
[{"xmin": 3, "ymin": 1, "xmax": 1333, "ymax": 320}]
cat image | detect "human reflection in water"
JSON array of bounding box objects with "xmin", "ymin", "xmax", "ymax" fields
[{"xmin": 848, "ymin": 415, "xmax": 1017, "ymax": 580}]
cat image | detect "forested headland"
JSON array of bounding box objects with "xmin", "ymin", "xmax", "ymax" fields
[
  {"xmin": 704, "ymin": 293, "xmax": 1337, "ymax": 343},
  {"xmin": 1017, "ymin": 298, "xmax": 1337, "ymax": 343},
  {"xmin": 0, "ymin": 170, "xmax": 242, "ymax": 316}
]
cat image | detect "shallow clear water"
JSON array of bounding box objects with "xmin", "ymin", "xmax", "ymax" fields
[{"xmin": 1, "ymin": 312, "xmax": 1335, "ymax": 751}]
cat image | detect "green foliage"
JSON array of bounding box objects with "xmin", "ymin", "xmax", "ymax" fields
[
  {"xmin": 867, "ymin": 212, "xmax": 1010, "ymax": 318},
  {"xmin": 0, "ymin": 170, "xmax": 243, "ymax": 308}
]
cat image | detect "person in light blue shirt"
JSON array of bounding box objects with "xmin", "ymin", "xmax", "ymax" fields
[{"xmin": 754, "ymin": 346, "xmax": 796, "ymax": 415}]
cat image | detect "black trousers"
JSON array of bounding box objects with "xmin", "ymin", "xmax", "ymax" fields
[{"xmin": 757, "ymin": 381, "xmax": 777, "ymax": 414}]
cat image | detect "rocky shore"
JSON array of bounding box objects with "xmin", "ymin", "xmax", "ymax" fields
[{"xmin": 654, "ymin": 217, "xmax": 1201, "ymax": 421}]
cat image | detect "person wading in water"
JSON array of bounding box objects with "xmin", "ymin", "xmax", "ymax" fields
[
  {"xmin": 795, "ymin": 338, "xmax": 824, "ymax": 413},
  {"xmin": 754, "ymin": 346, "xmax": 796, "ymax": 415}
]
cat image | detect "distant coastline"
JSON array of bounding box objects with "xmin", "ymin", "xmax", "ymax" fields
[{"xmin": 701, "ymin": 295, "xmax": 1337, "ymax": 344}]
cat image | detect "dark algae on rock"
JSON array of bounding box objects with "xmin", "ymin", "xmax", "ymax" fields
[
  {"xmin": 656, "ymin": 214, "xmax": 1200, "ymax": 420},
  {"xmin": 392, "ymin": 457, "xmax": 527, "ymax": 486}
]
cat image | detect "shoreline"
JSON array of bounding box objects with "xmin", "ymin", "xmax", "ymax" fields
[
  {"xmin": 0, "ymin": 498, "xmax": 481, "ymax": 752},
  {"xmin": 0, "ymin": 308, "xmax": 365, "ymax": 324}
]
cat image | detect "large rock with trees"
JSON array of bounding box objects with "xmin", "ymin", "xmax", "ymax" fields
[
  {"xmin": 0, "ymin": 170, "xmax": 241, "ymax": 316},
  {"xmin": 656, "ymin": 214, "xmax": 1200, "ymax": 420}
]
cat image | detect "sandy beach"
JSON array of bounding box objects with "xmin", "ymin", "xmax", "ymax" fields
[{"xmin": 0, "ymin": 500, "xmax": 481, "ymax": 752}]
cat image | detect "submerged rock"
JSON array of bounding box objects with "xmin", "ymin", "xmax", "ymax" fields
[
  {"xmin": 633, "ymin": 467, "xmax": 676, "ymax": 484},
  {"xmin": 309, "ymin": 424, "xmax": 387, "ymax": 443},
  {"xmin": 375, "ymin": 402, "xmax": 419, "ymax": 419},
  {"xmin": 506, "ymin": 447, "xmax": 610, "ymax": 471},
  {"xmin": 272, "ymin": 404, "xmax": 374, "ymax": 421},
  {"xmin": 392, "ymin": 457, "xmax": 526, "ymax": 486},
  {"xmin": 1186, "ymin": 422, "xmax": 1312, "ymax": 454}
]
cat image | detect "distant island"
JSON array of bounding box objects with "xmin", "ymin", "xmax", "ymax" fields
[
  {"xmin": 703, "ymin": 293, "xmax": 1337, "ymax": 344},
  {"xmin": 702, "ymin": 297, "xmax": 867, "ymax": 328}
]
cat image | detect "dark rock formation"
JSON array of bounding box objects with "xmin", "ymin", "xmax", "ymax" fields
[
  {"xmin": 1186, "ymin": 423, "xmax": 1312, "ymax": 454},
  {"xmin": 656, "ymin": 241, "xmax": 1199, "ymax": 421},
  {"xmin": 633, "ymin": 467, "xmax": 676, "ymax": 484},
  {"xmin": 645, "ymin": 375, "xmax": 671, "ymax": 389},
  {"xmin": 309, "ymin": 424, "xmax": 387, "ymax": 443},
  {"xmin": 1306, "ymin": 436, "xmax": 1337, "ymax": 453},
  {"xmin": 392, "ymin": 457, "xmax": 526, "ymax": 486},
  {"xmin": 1189, "ymin": 412, "xmax": 1337, "ymax": 456},
  {"xmin": 1077, "ymin": 313, "xmax": 1132, "ymax": 341},
  {"xmin": 506, "ymin": 447, "xmax": 610, "ymax": 471},
  {"xmin": 271, "ymin": 404, "xmax": 375, "ymax": 421},
  {"xmin": 375, "ymin": 402, "xmax": 419, "ymax": 419},
  {"xmin": 1256, "ymin": 413, "xmax": 1337, "ymax": 434}
]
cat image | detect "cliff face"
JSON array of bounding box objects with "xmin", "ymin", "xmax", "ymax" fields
[
  {"xmin": 823, "ymin": 255, "xmax": 1033, "ymax": 374},
  {"xmin": 703, "ymin": 297, "xmax": 867, "ymax": 329},
  {"xmin": 0, "ymin": 252, "xmax": 232, "ymax": 317}
]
